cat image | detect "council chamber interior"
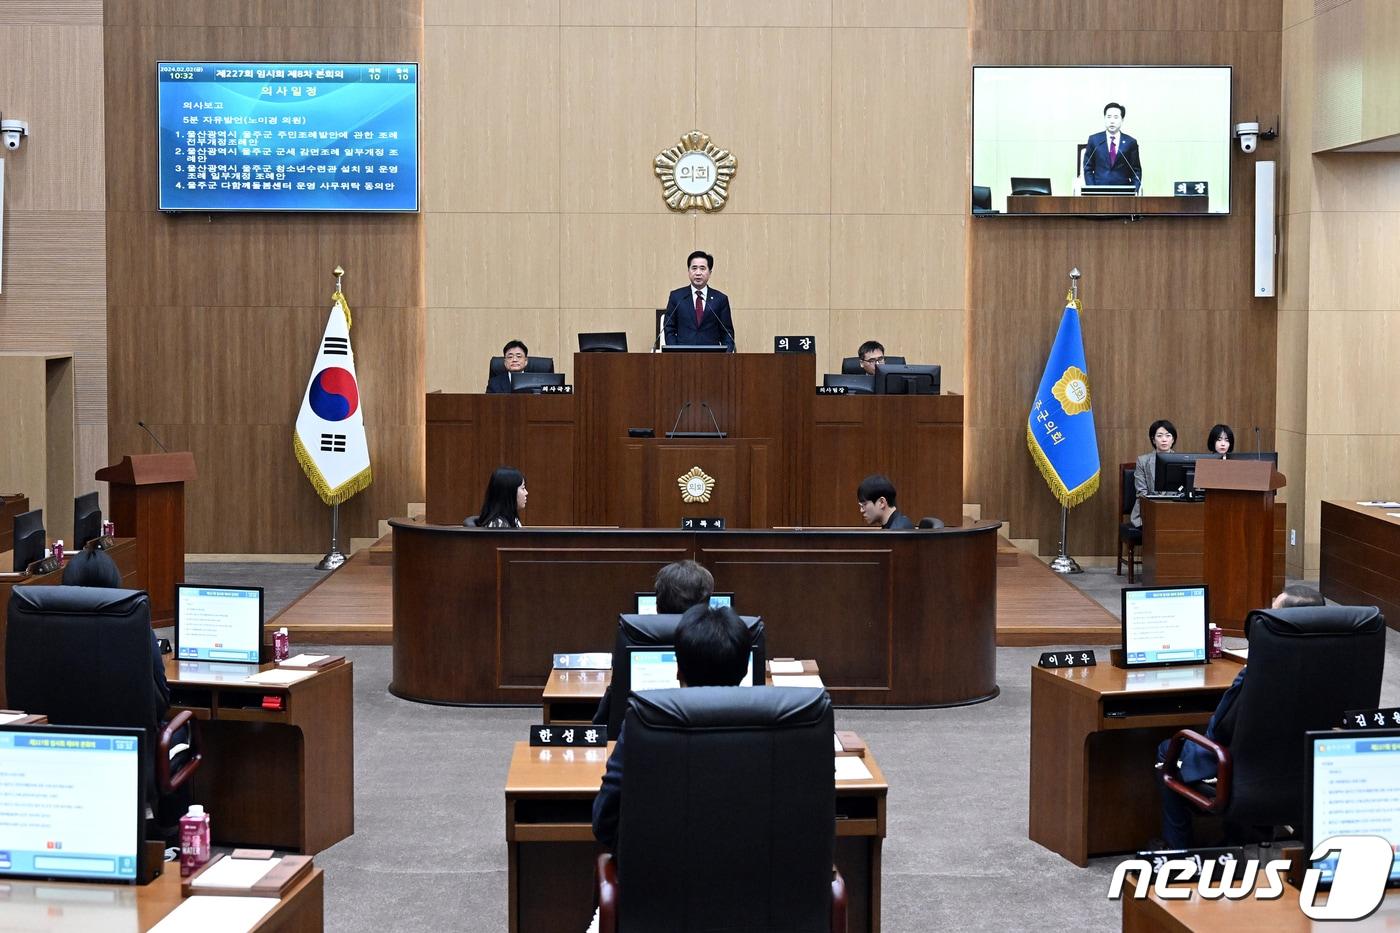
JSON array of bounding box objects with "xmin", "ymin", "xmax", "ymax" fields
[{"xmin": 2, "ymin": 1, "xmax": 1400, "ymax": 930}]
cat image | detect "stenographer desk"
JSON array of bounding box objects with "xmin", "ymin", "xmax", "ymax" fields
[
  {"xmin": 166, "ymin": 660, "xmax": 354, "ymax": 855},
  {"xmin": 504, "ymin": 740, "xmax": 888, "ymax": 933},
  {"xmin": 0, "ymin": 866, "xmax": 324, "ymax": 932},
  {"xmin": 390, "ymin": 520, "xmax": 1000, "ymax": 708},
  {"xmin": 426, "ymin": 351, "xmax": 964, "ymax": 529},
  {"xmin": 1029, "ymin": 657, "xmax": 1243, "ymax": 866}
]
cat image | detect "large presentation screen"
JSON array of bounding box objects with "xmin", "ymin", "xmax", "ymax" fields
[
  {"xmin": 972, "ymin": 66, "xmax": 1232, "ymax": 215},
  {"xmin": 158, "ymin": 62, "xmax": 419, "ymax": 212}
]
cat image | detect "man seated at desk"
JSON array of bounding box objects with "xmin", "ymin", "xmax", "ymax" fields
[
  {"xmin": 662, "ymin": 250, "xmax": 736, "ymax": 352},
  {"xmin": 857, "ymin": 340, "xmax": 886, "ymax": 376},
  {"xmin": 592, "ymin": 603, "xmax": 750, "ymax": 850},
  {"xmin": 592, "ymin": 560, "xmax": 714, "ymax": 727},
  {"xmin": 857, "ymin": 474, "xmax": 914, "ymax": 529},
  {"xmin": 1154, "ymin": 584, "xmax": 1325, "ymax": 849},
  {"xmin": 486, "ymin": 340, "xmax": 531, "ymax": 394}
]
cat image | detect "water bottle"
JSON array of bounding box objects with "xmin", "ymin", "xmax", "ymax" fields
[{"xmin": 179, "ymin": 804, "xmax": 211, "ymax": 877}]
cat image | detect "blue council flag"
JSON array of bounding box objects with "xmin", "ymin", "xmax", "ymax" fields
[{"xmin": 1026, "ymin": 295, "xmax": 1100, "ymax": 507}]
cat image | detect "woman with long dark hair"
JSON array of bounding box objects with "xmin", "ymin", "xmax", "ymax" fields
[
  {"xmin": 1207, "ymin": 423, "xmax": 1235, "ymax": 456},
  {"xmin": 474, "ymin": 466, "xmax": 527, "ymax": 528}
]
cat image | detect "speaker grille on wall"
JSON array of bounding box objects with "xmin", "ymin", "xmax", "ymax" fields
[{"xmin": 1254, "ymin": 161, "xmax": 1277, "ymax": 298}]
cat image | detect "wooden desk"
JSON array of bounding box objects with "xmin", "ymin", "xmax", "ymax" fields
[
  {"xmin": 0, "ymin": 865, "xmax": 324, "ymax": 932},
  {"xmin": 166, "ymin": 660, "xmax": 354, "ymax": 855},
  {"xmin": 426, "ymin": 352, "xmax": 963, "ymax": 529},
  {"xmin": 391, "ymin": 521, "xmax": 1000, "ymax": 708},
  {"xmin": 1028, "ymin": 658, "xmax": 1243, "ymax": 866},
  {"xmin": 1140, "ymin": 499, "xmax": 1285, "ymax": 634},
  {"xmin": 1005, "ymin": 194, "xmax": 1208, "ymax": 215},
  {"xmin": 1123, "ymin": 882, "xmax": 1400, "ymax": 931},
  {"xmin": 0, "ymin": 493, "xmax": 28, "ymax": 552},
  {"xmin": 0, "ymin": 538, "xmax": 139, "ymax": 704},
  {"xmin": 504, "ymin": 739, "xmax": 888, "ymax": 933},
  {"xmin": 1321, "ymin": 500, "xmax": 1400, "ymax": 631}
]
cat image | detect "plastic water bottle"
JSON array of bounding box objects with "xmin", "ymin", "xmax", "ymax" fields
[
  {"xmin": 273, "ymin": 627, "xmax": 290, "ymax": 662},
  {"xmin": 52, "ymin": 539, "xmax": 65, "ymax": 564},
  {"xmin": 179, "ymin": 804, "xmax": 211, "ymax": 877}
]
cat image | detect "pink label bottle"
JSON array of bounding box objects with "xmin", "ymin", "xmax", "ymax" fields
[{"xmin": 179, "ymin": 804, "xmax": 211, "ymax": 877}]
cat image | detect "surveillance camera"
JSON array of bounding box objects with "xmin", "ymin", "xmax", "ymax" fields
[
  {"xmin": 1235, "ymin": 121, "xmax": 1259, "ymax": 154},
  {"xmin": 0, "ymin": 119, "xmax": 28, "ymax": 151}
]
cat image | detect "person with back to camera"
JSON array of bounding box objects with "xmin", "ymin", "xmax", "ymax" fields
[
  {"xmin": 1207, "ymin": 423, "xmax": 1235, "ymax": 457},
  {"xmin": 1131, "ymin": 419, "xmax": 1177, "ymax": 528},
  {"xmin": 473, "ymin": 466, "xmax": 527, "ymax": 527},
  {"xmin": 486, "ymin": 340, "xmax": 530, "ymax": 394},
  {"xmin": 1153, "ymin": 584, "xmax": 1325, "ymax": 849},
  {"xmin": 856, "ymin": 474, "xmax": 915, "ymax": 529}
]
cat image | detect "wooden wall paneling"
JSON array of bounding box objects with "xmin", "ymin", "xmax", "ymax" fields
[
  {"xmin": 699, "ymin": 0, "xmax": 832, "ymax": 28},
  {"xmin": 426, "ymin": 214, "xmax": 562, "ymax": 307},
  {"xmin": 830, "ymin": 215, "xmax": 966, "ymax": 311},
  {"xmin": 694, "ymin": 214, "xmax": 832, "ymax": 316},
  {"xmin": 558, "ymin": 214, "xmax": 697, "ymax": 311},
  {"xmin": 427, "ymin": 307, "xmax": 564, "ymax": 394},
  {"xmin": 833, "ymin": 0, "xmax": 968, "ymax": 28},
  {"xmin": 426, "ymin": 0, "xmax": 558, "ymax": 27},
  {"xmin": 560, "ymin": 0, "xmax": 694, "ymax": 28}
]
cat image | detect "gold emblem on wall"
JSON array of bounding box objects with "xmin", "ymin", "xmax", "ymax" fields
[
  {"xmin": 677, "ymin": 466, "xmax": 717, "ymax": 504},
  {"xmin": 1051, "ymin": 365, "xmax": 1092, "ymax": 415},
  {"xmin": 655, "ymin": 131, "xmax": 738, "ymax": 212}
]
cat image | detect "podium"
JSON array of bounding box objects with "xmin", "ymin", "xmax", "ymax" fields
[
  {"xmin": 1194, "ymin": 458, "xmax": 1285, "ymax": 634},
  {"xmin": 95, "ymin": 452, "xmax": 197, "ymax": 625},
  {"xmin": 621, "ymin": 437, "xmax": 774, "ymax": 528}
]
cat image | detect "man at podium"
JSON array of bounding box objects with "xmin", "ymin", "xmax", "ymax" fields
[{"xmin": 662, "ymin": 250, "xmax": 736, "ymax": 351}]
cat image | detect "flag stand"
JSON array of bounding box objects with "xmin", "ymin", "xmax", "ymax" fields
[
  {"xmin": 315, "ymin": 502, "xmax": 348, "ymax": 571},
  {"xmin": 1049, "ymin": 266, "xmax": 1084, "ymax": 575}
]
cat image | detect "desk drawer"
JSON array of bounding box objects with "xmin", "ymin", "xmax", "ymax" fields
[{"xmin": 1101, "ymin": 692, "xmax": 1221, "ymax": 725}]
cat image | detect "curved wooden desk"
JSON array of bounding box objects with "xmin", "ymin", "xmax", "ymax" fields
[{"xmin": 390, "ymin": 520, "xmax": 1001, "ymax": 708}]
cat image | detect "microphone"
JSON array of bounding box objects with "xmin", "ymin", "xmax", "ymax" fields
[
  {"xmin": 137, "ymin": 420, "xmax": 170, "ymax": 453},
  {"xmin": 1091, "ymin": 138, "xmax": 1141, "ymax": 191},
  {"xmin": 657, "ymin": 295, "xmax": 682, "ymax": 351},
  {"xmin": 709, "ymin": 300, "xmax": 736, "ymax": 352},
  {"xmin": 699, "ymin": 401, "xmax": 724, "ymax": 437},
  {"xmin": 1255, "ymin": 425, "xmax": 1261, "ymax": 456},
  {"xmin": 667, "ymin": 401, "xmax": 691, "ymax": 438}
]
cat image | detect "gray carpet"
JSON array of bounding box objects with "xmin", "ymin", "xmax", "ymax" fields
[{"xmin": 201, "ymin": 562, "xmax": 1400, "ymax": 932}]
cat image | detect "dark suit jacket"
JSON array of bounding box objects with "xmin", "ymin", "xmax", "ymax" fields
[
  {"xmin": 663, "ymin": 286, "xmax": 735, "ymax": 351},
  {"xmin": 1083, "ymin": 131, "xmax": 1142, "ymax": 188},
  {"xmin": 883, "ymin": 510, "xmax": 915, "ymax": 530},
  {"xmin": 1163, "ymin": 668, "xmax": 1244, "ymax": 783},
  {"xmin": 593, "ymin": 723, "xmax": 626, "ymax": 850},
  {"xmin": 485, "ymin": 371, "xmax": 514, "ymax": 394}
]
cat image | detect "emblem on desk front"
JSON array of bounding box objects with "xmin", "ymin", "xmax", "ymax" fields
[
  {"xmin": 677, "ymin": 467, "xmax": 716, "ymax": 504},
  {"xmin": 655, "ymin": 131, "xmax": 738, "ymax": 212}
]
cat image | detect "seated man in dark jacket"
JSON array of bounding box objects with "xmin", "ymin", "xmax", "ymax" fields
[
  {"xmin": 592, "ymin": 604, "xmax": 750, "ymax": 850},
  {"xmin": 1155, "ymin": 584, "xmax": 1325, "ymax": 848},
  {"xmin": 856, "ymin": 473, "xmax": 915, "ymax": 529}
]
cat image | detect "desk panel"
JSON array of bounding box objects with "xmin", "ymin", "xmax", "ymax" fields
[{"xmin": 1321, "ymin": 501, "xmax": 1400, "ymax": 631}]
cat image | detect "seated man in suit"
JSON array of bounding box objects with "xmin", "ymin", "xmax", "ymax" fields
[
  {"xmin": 1082, "ymin": 101, "xmax": 1142, "ymax": 190},
  {"xmin": 857, "ymin": 340, "xmax": 886, "ymax": 376},
  {"xmin": 485, "ymin": 340, "xmax": 530, "ymax": 394},
  {"xmin": 662, "ymin": 250, "xmax": 735, "ymax": 351},
  {"xmin": 856, "ymin": 473, "xmax": 914, "ymax": 529},
  {"xmin": 1154, "ymin": 584, "xmax": 1326, "ymax": 849},
  {"xmin": 592, "ymin": 560, "xmax": 715, "ymax": 726},
  {"xmin": 593, "ymin": 603, "xmax": 750, "ymax": 850}
]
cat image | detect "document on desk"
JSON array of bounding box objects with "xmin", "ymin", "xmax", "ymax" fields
[
  {"xmin": 769, "ymin": 660, "xmax": 805, "ymax": 675},
  {"xmin": 148, "ymin": 895, "xmax": 280, "ymax": 931},
  {"xmin": 244, "ymin": 668, "xmax": 316, "ymax": 686},
  {"xmin": 772, "ymin": 674, "xmax": 825, "ymax": 688},
  {"xmin": 0, "ymin": 711, "xmax": 29, "ymax": 725},
  {"xmin": 834, "ymin": 756, "xmax": 873, "ymax": 782},
  {"xmin": 279, "ymin": 653, "xmax": 331, "ymax": 667},
  {"xmin": 1358, "ymin": 500, "xmax": 1400, "ymax": 508},
  {"xmin": 190, "ymin": 854, "xmax": 282, "ymax": 889}
]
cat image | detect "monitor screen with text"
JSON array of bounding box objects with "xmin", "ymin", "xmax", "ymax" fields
[
  {"xmin": 175, "ymin": 585, "xmax": 264, "ymax": 663},
  {"xmin": 627, "ymin": 647, "xmax": 755, "ymax": 693},
  {"xmin": 1307, "ymin": 731, "xmax": 1400, "ymax": 887},
  {"xmin": 634, "ymin": 592, "xmax": 734, "ymax": 616},
  {"xmin": 0, "ymin": 726, "xmax": 144, "ymax": 883},
  {"xmin": 1121, "ymin": 585, "xmax": 1208, "ymax": 667}
]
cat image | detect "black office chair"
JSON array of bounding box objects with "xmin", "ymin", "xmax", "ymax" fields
[
  {"xmin": 595, "ymin": 686, "xmax": 846, "ymax": 933},
  {"xmin": 6, "ymin": 585, "xmax": 202, "ymax": 831},
  {"xmin": 972, "ymin": 184, "xmax": 992, "ymax": 213},
  {"xmin": 918, "ymin": 517, "xmax": 946, "ymax": 529},
  {"xmin": 822, "ymin": 373, "xmax": 876, "ymax": 394},
  {"xmin": 840, "ymin": 355, "xmax": 905, "ymax": 375},
  {"xmin": 462, "ymin": 515, "xmax": 480, "ymax": 527},
  {"xmin": 1160, "ymin": 605, "xmax": 1385, "ymax": 840},
  {"xmin": 488, "ymin": 355, "xmax": 555, "ymax": 376},
  {"xmin": 1116, "ymin": 461, "xmax": 1142, "ymax": 582}
]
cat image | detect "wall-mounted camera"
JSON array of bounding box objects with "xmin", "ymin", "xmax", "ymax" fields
[
  {"xmin": 1235, "ymin": 121, "xmax": 1259, "ymax": 154},
  {"xmin": 0, "ymin": 119, "xmax": 29, "ymax": 151}
]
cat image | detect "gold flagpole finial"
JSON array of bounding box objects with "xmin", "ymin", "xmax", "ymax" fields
[{"xmin": 333, "ymin": 265, "xmax": 345, "ymax": 290}]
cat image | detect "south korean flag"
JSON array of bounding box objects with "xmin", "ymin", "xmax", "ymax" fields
[{"xmin": 293, "ymin": 291, "xmax": 372, "ymax": 504}]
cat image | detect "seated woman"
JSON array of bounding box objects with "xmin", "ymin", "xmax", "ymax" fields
[
  {"xmin": 473, "ymin": 466, "xmax": 527, "ymax": 528},
  {"xmin": 1131, "ymin": 419, "xmax": 1177, "ymax": 528},
  {"xmin": 1207, "ymin": 423, "xmax": 1235, "ymax": 456}
]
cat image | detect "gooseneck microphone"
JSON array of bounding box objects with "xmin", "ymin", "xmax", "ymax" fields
[
  {"xmin": 1090, "ymin": 138, "xmax": 1141, "ymax": 191},
  {"xmin": 711, "ymin": 304, "xmax": 736, "ymax": 352},
  {"xmin": 699, "ymin": 401, "xmax": 724, "ymax": 437},
  {"xmin": 667, "ymin": 401, "xmax": 692, "ymax": 438},
  {"xmin": 1255, "ymin": 425, "xmax": 1261, "ymax": 456},
  {"xmin": 137, "ymin": 420, "xmax": 170, "ymax": 453}
]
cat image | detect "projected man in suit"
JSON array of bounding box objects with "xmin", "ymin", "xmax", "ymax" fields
[
  {"xmin": 662, "ymin": 250, "xmax": 736, "ymax": 352},
  {"xmin": 1082, "ymin": 101, "xmax": 1142, "ymax": 190}
]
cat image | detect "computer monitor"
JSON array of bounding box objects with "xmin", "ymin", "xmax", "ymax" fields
[
  {"xmin": 578, "ymin": 332, "xmax": 628, "ymax": 352},
  {"xmin": 12, "ymin": 508, "xmax": 45, "ymax": 572},
  {"xmin": 0, "ymin": 724, "xmax": 145, "ymax": 883},
  {"xmin": 1305, "ymin": 728, "xmax": 1400, "ymax": 889},
  {"xmin": 875, "ymin": 363, "xmax": 940, "ymax": 395},
  {"xmin": 174, "ymin": 584, "xmax": 265, "ymax": 663},
  {"xmin": 73, "ymin": 491, "xmax": 102, "ymax": 549},
  {"xmin": 626, "ymin": 645, "xmax": 757, "ymax": 692},
  {"xmin": 822, "ymin": 374, "xmax": 876, "ymax": 394},
  {"xmin": 634, "ymin": 592, "xmax": 734, "ymax": 615},
  {"xmin": 1228, "ymin": 450, "xmax": 1279, "ymax": 466},
  {"xmin": 606, "ymin": 612, "xmax": 766, "ymax": 736},
  {"xmin": 1154, "ymin": 451, "xmax": 1212, "ymax": 493},
  {"xmin": 1119, "ymin": 585, "xmax": 1209, "ymax": 668},
  {"xmin": 1010, "ymin": 177, "xmax": 1052, "ymax": 196},
  {"xmin": 509, "ymin": 372, "xmax": 565, "ymax": 393}
]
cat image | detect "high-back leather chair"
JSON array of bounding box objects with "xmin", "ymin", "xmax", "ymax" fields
[
  {"xmin": 596, "ymin": 686, "xmax": 845, "ymax": 933},
  {"xmin": 1116, "ymin": 461, "xmax": 1141, "ymax": 581},
  {"xmin": 1162, "ymin": 605, "xmax": 1385, "ymax": 833},
  {"xmin": 6, "ymin": 586, "xmax": 201, "ymax": 814},
  {"xmin": 488, "ymin": 355, "xmax": 555, "ymax": 376},
  {"xmin": 839, "ymin": 355, "xmax": 904, "ymax": 375}
]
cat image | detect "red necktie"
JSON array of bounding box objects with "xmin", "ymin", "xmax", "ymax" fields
[
  {"xmin": 694, "ymin": 290, "xmax": 704, "ymax": 326},
  {"xmin": 1109, "ymin": 138, "xmax": 1118, "ymax": 165}
]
